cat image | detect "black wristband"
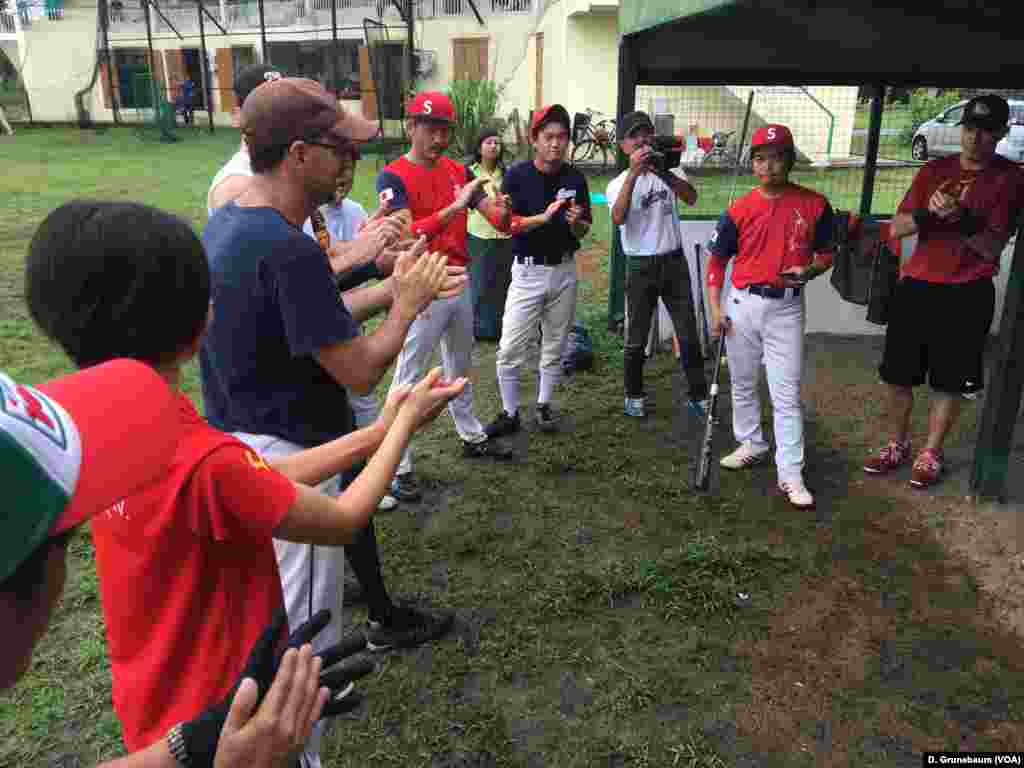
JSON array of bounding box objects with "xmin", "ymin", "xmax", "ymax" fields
[
  {"xmin": 957, "ymin": 207, "xmax": 985, "ymax": 238},
  {"xmin": 911, "ymin": 208, "xmax": 936, "ymax": 234},
  {"xmin": 335, "ymin": 261, "xmax": 382, "ymax": 293}
]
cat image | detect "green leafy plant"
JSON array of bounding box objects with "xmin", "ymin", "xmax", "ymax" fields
[
  {"xmin": 899, "ymin": 89, "xmax": 964, "ymax": 145},
  {"xmin": 446, "ymin": 78, "xmax": 505, "ymax": 159}
]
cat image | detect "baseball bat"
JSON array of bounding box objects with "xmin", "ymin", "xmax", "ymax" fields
[
  {"xmin": 694, "ymin": 330, "xmax": 725, "ymax": 491},
  {"xmin": 693, "ymin": 91, "xmax": 755, "ymax": 491}
]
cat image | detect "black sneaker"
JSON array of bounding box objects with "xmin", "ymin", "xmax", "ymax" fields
[
  {"xmin": 484, "ymin": 410, "xmax": 520, "ymax": 439},
  {"xmin": 462, "ymin": 437, "xmax": 513, "ymax": 460},
  {"xmin": 365, "ymin": 604, "xmax": 455, "ymax": 651},
  {"xmin": 535, "ymin": 403, "xmax": 559, "ymax": 432},
  {"xmin": 390, "ymin": 473, "xmax": 422, "ymax": 502}
]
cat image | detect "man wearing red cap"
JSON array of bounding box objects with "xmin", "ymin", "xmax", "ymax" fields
[
  {"xmin": 376, "ymin": 90, "xmax": 513, "ymax": 502},
  {"xmin": 863, "ymin": 94, "xmax": 1024, "ymax": 488},
  {"xmin": 482, "ymin": 104, "xmax": 592, "ymax": 440},
  {"xmin": 706, "ymin": 124, "xmax": 835, "ymax": 510}
]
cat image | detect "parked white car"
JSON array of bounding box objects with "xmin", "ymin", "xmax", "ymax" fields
[{"xmin": 911, "ymin": 99, "xmax": 1024, "ymax": 162}]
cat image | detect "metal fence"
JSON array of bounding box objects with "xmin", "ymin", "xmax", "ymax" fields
[{"xmin": 627, "ymin": 84, "xmax": 1024, "ymax": 218}]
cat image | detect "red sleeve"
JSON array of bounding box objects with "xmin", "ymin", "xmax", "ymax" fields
[
  {"xmin": 186, "ymin": 444, "xmax": 297, "ymax": 541},
  {"xmin": 897, "ymin": 164, "xmax": 932, "ymax": 214}
]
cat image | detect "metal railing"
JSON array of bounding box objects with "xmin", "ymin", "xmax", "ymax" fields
[
  {"xmin": 0, "ymin": 10, "xmax": 16, "ymax": 32},
  {"xmin": 110, "ymin": 0, "xmax": 530, "ymax": 33}
]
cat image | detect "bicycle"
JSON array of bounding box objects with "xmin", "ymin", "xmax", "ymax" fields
[
  {"xmin": 699, "ymin": 130, "xmax": 738, "ymax": 166},
  {"xmin": 570, "ymin": 108, "xmax": 617, "ymax": 172}
]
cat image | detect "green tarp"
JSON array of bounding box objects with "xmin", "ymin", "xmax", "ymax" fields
[{"xmin": 618, "ymin": 0, "xmax": 737, "ymax": 37}]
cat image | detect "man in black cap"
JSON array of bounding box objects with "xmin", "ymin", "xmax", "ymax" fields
[
  {"xmin": 864, "ymin": 94, "xmax": 1024, "ymax": 488},
  {"xmin": 606, "ymin": 110, "xmax": 707, "ymax": 421}
]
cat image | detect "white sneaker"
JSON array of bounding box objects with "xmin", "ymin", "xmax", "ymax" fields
[
  {"xmin": 720, "ymin": 442, "xmax": 770, "ymax": 470},
  {"xmin": 778, "ymin": 479, "xmax": 815, "ymax": 509},
  {"xmin": 378, "ymin": 494, "xmax": 399, "ymax": 511}
]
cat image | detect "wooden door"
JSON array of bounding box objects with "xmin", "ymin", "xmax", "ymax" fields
[
  {"xmin": 452, "ymin": 37, "xmax": 487, "ymax": 81},
  {"xmin": 359, "ymin": 45, "xmax": 377, "ymax": 121}
]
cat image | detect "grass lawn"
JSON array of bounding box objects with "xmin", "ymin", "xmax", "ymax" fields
[{"xmin": 2, "ymin": 126, "xmax": 1023, "ymax": 768}]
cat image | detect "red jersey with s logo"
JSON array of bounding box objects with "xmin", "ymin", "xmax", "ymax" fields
[
  {"xmin": 376, "ymin": 155, "xmax": 472, "ymax": 266},
  {"xmin": 708, "ymin": 183, "xmax": 835, "ymax": 289}
]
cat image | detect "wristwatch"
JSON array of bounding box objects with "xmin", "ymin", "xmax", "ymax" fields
[{"xmin": 167, "ymin": 722, "xmax": 191, "ymax": 766}]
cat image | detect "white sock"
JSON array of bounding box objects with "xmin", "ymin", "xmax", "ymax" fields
[
  {"xmin": 499, "ymin": 378, "xmax": 520, "ymax": 416},
  {"xmin": 538, "ymin": 372, "xmax": 558, "ymax": 405}
]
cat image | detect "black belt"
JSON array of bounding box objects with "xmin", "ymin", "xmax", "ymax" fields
[
  {"xmin": 515, "ymin": 252, "xmax": 573, "ymax": 266},
  {"xmin": 744, "ymin": 283, "xmax": 802, "ymax": 299}
]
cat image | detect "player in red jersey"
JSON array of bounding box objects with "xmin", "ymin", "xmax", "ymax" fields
[
  {"xmin": 707, "ymin": 124, "xmax": 836, "ymax": 510},
  {"xmin": 376, "ymin": 91, "xmax": 513, "ymax": 502}
]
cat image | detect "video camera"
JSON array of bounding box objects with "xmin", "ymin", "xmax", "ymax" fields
[{"xmin": 644, "ymin": 136, "xmax": 681, "ymax": 172}]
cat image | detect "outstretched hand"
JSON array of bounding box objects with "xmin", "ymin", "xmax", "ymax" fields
[{"xmin": 185, "ymin": 610, "xmax": 375, "ymax": 768}]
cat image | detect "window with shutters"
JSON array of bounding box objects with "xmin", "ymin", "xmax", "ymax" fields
[{"xmin": 452, "ymin": 37, "xmax": 488, "ymax": 82}]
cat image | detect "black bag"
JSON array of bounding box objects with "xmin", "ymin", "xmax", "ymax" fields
[
  {"xmin": 562, "ymin": 323, "xmax": 594, "ymax": 374},
  {"xmin": 830, "ymin": 211, "xmax": 900, "ymax": 326}
]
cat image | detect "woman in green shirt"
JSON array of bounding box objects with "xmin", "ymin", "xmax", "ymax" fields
[{"xmin": 467, "ymin": 127, "xmax": 514, "ymax": 341}]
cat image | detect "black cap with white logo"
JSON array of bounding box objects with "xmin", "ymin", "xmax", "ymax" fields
[{"xmin": 957, "ymin": 94, "xmax": 1010, "ymax": 133}]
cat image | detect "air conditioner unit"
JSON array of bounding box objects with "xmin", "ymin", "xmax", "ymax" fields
[{"xmin": 413, "ymin": 49, "xmax": 435, "ymax": 77}]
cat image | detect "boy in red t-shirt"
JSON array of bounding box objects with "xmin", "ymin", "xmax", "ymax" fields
[
  {"xmin": 1, "ymin": 359, "xmax": 352, "ymax": 768},
  {"xmin": 863, "ymin": 94, "xmax": 1024, "ymax": 488},
  {"xmin": 707, "ymin": 124, "xmax": 835, "ymax": 510},
  {"xmin": 24, "ymin": 200, "xmax": 463, "ymax": 760}
]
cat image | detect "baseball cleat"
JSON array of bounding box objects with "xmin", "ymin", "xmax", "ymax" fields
[
  {"xmin": 462, "ymin": 437, "xmax": 514, "ymax": 459},
  {"xmin": 535, "ymin": 403, "xmax": 559, "ymax": 431},
  {"xmin": 910, "ymin": 448, "xmax": 944, "ymax": 488},
  {"xmin": 365, "ymin": 603, "xmax": 455, "ymax": 652},
  {"xmin": 390, "ymin": 473, "xmax": 422, "ymax": 502},
  {"xmin": 720, "ymin": 441, "xmax": 769, "ymax": 470},
  {"xmin": 778, "ymin": 479, "xmax": 814, "ymax": 509},
  {"xmin": 863, "ymin": 440, "xmax": 912, "ymax": 474},
  {"xmin": 624, "ymin": 397, "xmax": 646, "ymax": 418},
  {"xmin": 484, "ymin": 410, "xmax": 521, "ymax": 439}
]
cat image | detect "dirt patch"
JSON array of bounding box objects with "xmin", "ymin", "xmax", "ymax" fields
[
  {"xmin": 733, "ymin": 571, "xmax": 895, "ymax": 762},
  {"xmin": 575, "ymin": 241, "xmax": 608, "ymax": 295},
  {"xmin": 929, "ymin": 500, "xmax": 1024, "ymax": 638}
]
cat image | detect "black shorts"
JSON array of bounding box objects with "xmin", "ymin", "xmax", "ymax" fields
[{"xmin": 879, "ymin": 277, "xmax": 994, "ymax": 395}]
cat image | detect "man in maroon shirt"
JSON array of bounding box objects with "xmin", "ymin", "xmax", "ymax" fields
[{"xmin": 864, "ymin": 94, "xmax": 1024, "ymax": 488}]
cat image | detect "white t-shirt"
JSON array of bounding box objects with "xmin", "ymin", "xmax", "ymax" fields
[
  {"xmin": 302, "ymin": 198, "xmax": 368, "ymax": 243},
  {"xmin": 605, "ymin": 168, "xmax": 687, "ymax": 256},
  {"xmin": 207, "ymin": 147, "xmax": 252, "ymax": 217},
  {"xmin": 301, "ymin": 198, "xmax": 376, "ymax": 424}
]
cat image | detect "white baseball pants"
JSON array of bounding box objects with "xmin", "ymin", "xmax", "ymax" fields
[
  {"xmin": 496, "ymin": 259, "xmax": 578, "ymax": 413},
  {"xmin": 724, "ymin": 288, "xmax": 806, "ymax": 484},
  {"xmin": 229, "ymin": 431, "xmax": 343, "ymax": 768},
  {"xmin": 387, "ymin": 284, "xmax": 487, "ymax": 476}
]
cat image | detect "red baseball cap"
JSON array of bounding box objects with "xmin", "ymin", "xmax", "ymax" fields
[
  {"xmin": 750, "ymin": 124, "xmax": 794, "ymax": 150},
  {"xmin": 407, "ymin": 91, "xmax": 456, "ymax": 123},
  {"xmin": 531, "ymin": 104, "xmax": 571, "ymax": 139},
  {"xmin": 1, "ymin": 359, "xmax": 182, "ymax": 581},
  {"xmin": 241, "ymin": 77, "xmax": 380, "ymax": 151}
]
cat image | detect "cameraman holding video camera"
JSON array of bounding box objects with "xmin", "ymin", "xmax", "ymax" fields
[{"xmin": 607, "ymin": 111, "xmax": 708, "ymax": 420}]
